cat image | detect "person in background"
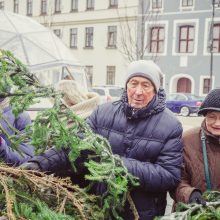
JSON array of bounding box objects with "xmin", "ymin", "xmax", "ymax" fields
[
  {"xmin": 0, "ymin": 96, "xmax": 34, "ymax": 166},
  {"xmin": 21, "ymin": 79, "xmax": 100, "ymax": 186},
  {"xmin": 21, "ymin": 60, "xmax": 183, "ymax": 220},
  {"xmin": 55, "ymin": 79, "xmax": 100, "ymax": 119},
  {"xmin": 174, "ymin": 89, "xmax": 220, "ymax": 206}
]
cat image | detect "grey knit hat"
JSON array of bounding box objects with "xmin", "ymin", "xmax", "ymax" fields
[
  {"xmin": 198, "ymin": 89, "xmax": 220, "ymax": 116},
  {"xmin": 125, "ymin": 60, "xmax": 162, "ymax": 92}
]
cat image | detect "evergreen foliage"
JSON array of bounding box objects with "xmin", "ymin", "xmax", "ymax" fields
[{"xmin": 0, "ymin": 49, "xmax": 139, "ymax": 220}]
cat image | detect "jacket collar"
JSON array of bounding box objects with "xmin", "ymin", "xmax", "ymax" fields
[{"xmin": 121, "ymin": 88, "xmax": 166, "ymax": 119}]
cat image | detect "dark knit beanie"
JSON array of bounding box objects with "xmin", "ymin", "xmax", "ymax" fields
[{"xmin": 198, "ymin": 89, "xmax": 220, "ymax": 116}]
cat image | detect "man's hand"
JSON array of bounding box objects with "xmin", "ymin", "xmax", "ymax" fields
[
  {"xmin": 189, "ymin": 190, "xmax": 206, "ymax": 206},
  {"xmin": 19, "ymin": 162, "xmax": 40, "ymax": 171}
]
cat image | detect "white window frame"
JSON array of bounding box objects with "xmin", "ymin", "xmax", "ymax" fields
[
  {"xmin": 71, "ymin": 0, "xmax": 78, "ymax": 11},
  {"xmin": 150, "ymin": 0, "xmax": 164, "ymax": 13},
  {"xmin": 27, "ymin": 0, "xmax": 33, "ymax": 16},
  {"xmin": 14, "ymin": 0, "xmax": 19, "ymax": 13},
  {"xmin": 213, "ymin": 0, "xmax": 220, "ymax": 8},
  {"xmin": 70, "ymin": 28, "xmax": 78, "ymax": 48},
  {"xmin": 179, "ymin": 0, "xmax": 195, "ymax": 11},
  {"xmin": 0, "ymin": 1, "xmax": 4, "ymax": 10},
  {"xmin": 106, "ymin": 66, "xmax": 116, "ymax": 85},
  {"xmin": 169, "ymin": 74, "xmax": 195, "ymax": 94},
  {"xmin": 145, "ymin": 20, "xmax": 168, "ymax": 56},
  {"xmin": 54, "ymin": 0, "xmax": 61, "ymax": 13},
  {"xmin": 85, "ymin": 27, "xmax": 94, "ymax": 48},
  {"xmin": 203, "ymin": 17, "xmax": 220, "ymax": 56},
  {"xmin": 107, "ymin": 25, "xmax": 117, "ymax": 48},
  {"xmin": 172, "ymin": 19, "xmax": 199, "ymax": 56},
  {"xmin": 199, "ymin": 75, "xmax": 215, "ymax": 96}
]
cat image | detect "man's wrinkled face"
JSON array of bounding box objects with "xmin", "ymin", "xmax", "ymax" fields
[
  {"xmin": 206, "ymin": 111, "xmax": 220, "ymax": 136},
  {"xmin": 126, "ymin": 76, "xmax": 156, "ymax": 109}
]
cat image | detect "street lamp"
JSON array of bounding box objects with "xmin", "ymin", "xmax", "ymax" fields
[
  {"xmin": 209, "ymin": 0, "xmax": 220, "ymax": 90},
  {"xmin": 209, "ymin": 0, "xmax": 215, "ymax": 91}
]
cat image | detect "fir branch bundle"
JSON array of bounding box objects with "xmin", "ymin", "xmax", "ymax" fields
[
  {"xmin": 0, "ymin": 164, "xmax": 102, "ymax": 220},
  {"xmin": 155, "ymin": 191, "xmax": 220, "ymax": 220},
  {"xmin": 0, "ymin": 49, "xmax": 139, "ymax": 219}
]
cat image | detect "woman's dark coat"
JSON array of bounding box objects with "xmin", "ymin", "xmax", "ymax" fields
[{"xmin": 0, "ymin": 105, "xmax": 34, "ymax": 165}]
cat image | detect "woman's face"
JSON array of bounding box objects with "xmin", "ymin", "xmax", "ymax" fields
[{"xmin": 205, "ymin": 111, "xmax": 220, "ymax": 136}]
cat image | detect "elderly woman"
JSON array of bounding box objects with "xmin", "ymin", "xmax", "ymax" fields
[{"xmin": 174, "ymin": 88, "xmax": 220, "ymax": 205}]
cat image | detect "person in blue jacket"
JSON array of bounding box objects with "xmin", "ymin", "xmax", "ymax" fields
[
  {"xmin": 0, "ymin": 97, "xmax": 34, "ymax": 166},
  {"xmin": 21, "ymin": 60, "xmax": 183, "ymax": 220}
]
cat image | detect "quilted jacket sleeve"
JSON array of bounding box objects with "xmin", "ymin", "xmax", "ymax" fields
[
  {"xmin": 121, "ymin": 124, "xmax": 183, "ymax": 192},
  {"xmin": 28, "ymin": 147, "xmax": 71, "ymax": 173},
  {"xmin": 174, "ymin": 155, "xmax": 197, "ymax": 203},
  {"xmin": 0, "ymin": 111, "xmax": 34, "ymax": 166},
  {"xmin": 87, "ymin": 106, "xmax": 183, "ymax": 193}
]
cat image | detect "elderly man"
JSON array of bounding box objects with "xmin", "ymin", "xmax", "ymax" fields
[
  {"xmin": 21, "ymin": 60, "xmax": 183, "ymax": 220},
  {"xmin": 86, "ymin": 60, "xmax": 183, "ymax": 219}
]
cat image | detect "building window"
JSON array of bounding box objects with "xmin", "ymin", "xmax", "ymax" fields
[
  {"xmin": 106, "ymin": 66, "xmax": 115, "ymax": 85},
  {"xmin": 0, "ymin": 1, "xmax": 4, "ymax": 10},
  {"xmin": 54, "ymin": 0, "xmax": 61, "ymax": 13},
  {"xmin": 53, "ymin": 29, "xmax": 61, "ymax": 38},
  {"xmin": 14, "ymin": 0, "xmax": 19, "ymax": 13},
  {"xmin": 27, "ymin": 0, "xmax": 32, "ymax": 16},
  {"xmin": 85, "ymin": 66, "xmax": 93, "ymax": 86},
  {"xmin": 70, "ymin": 28, "xmax": 77, "ymax": 48},
  {"xmin": 109, "ymin": 0, "xmax": 118, "ymax": 8},
  {"xmin": 71, "ymin": 0, "xmax": 78, "ymax": 11},
  {"xmin": 85, "ymin": 27, "xmax": 94, "ymax": 48},
  {"xmin": 149, "ymin": 26, "xmax": 164, "ymax": 53},
  {"xmin": 181, "ymin": 0, "xmax": 193, "ymax": 7},
  {"xmin": 152, "ymin": 0, "xmax": 162, "ymax": 9},
  {"xmin": 203, "ymin": 78, "xmax": 211, "ymax": 94},
  {"xmin": 212, "ymin": 23, "xmax": 220, "ymax": 53},
  {"xmin": 86, "ymin": 0, "xmax": 94, "ymax": 10},
  {"xmin": 107, "ymin": 26, "xmax": 117, "ymax": 48},
  {"xmin": 214, "ymin": 0, "xmax": 220, "ymax": 7},
  {"xmin": 178, "ymin": 25, "xmax": 194, "ymax": 53},
  {"xmin": 41, "ymin": 0, "xmax": 47, "ymax": 15}
]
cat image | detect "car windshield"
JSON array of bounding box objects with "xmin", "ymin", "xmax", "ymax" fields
[
  {"xmin": 188, "ymin": 94, "xmax": 204, "ymax": 100},
  {"xmin": 92, "ymin": 88, "xmax": 105, "ymax": 96},
  {"xmin": 109, "ymin": 88, "xmax": 123, "ymax": 97}
]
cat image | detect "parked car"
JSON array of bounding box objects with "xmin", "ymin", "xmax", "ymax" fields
[
  {"xmin": 91, "ymin": 85, "xmax": 124, "ymax": 104},
  {"xmin": 166, "ymin": 93, "xmax": 204, "ymax": 116}
]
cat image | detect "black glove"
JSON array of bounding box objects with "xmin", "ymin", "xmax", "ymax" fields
[
  {"xmin": 189, "ymin": 190, "xmax": 206, "ymax": 206},
  {"xmin": 19, "ymin": 162, "xmax": 41, "ymax": 171},
  {"xmin": 75, "ymin": 150, "xmax": 96, "ymax": 174},
  {"xmin": 95, "ymin": 182, "xmax": 107, "ymax": 196}
]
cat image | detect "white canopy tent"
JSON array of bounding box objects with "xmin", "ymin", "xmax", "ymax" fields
[{"xmin": 0, "ymin": 10, "xmax": 87, "ymax": 89}]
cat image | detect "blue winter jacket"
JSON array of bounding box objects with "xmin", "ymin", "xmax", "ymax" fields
[
  {"xmin": 0, "ymin": 105, "xmax": 34, "ymax": 166},
  {"xmin": 86, "ymin": 88, "xmax": 183, "ymax": 220},
  {"xmin": 27, "ymin": 89, "xmax": 183, "ymax": 220}
]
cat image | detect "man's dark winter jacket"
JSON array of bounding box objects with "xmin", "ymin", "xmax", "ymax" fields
[
  {"xmin": 0, "ymin": 105, "xmax": 34, "ymax": 166},
  {"xmin": 87, "ymin": 89, "xmax": 183, "ymax": 219},
  {"xmin": 28, "ymin": 89, "xmax": 183, "ymax": 220}
]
